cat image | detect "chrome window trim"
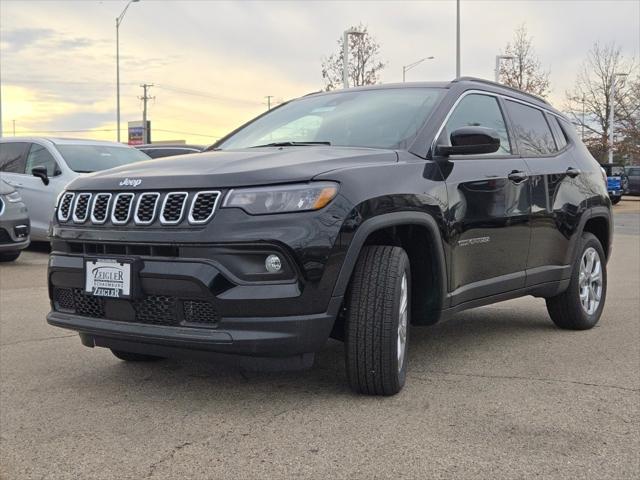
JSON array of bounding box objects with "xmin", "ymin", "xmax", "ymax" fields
[
  {"xmin": 57, "ymin": 192, "xmax": 75, "ymax": 222},
  {"xmin": 160, "ymin": 191, "xmax": 188, "ymax": 225},
  {"xmin": 134, "ymin": 192, "xmax": 160, "ymax": 225},
  {"xmin": 431, "ymin": 89, "xmax": 569, "ymax": 156},
  {"xmin": 111, "ymin": 192, "xmax": 135, "ymax": 225},
  {"xmin": 0, "ymin": 197, "xmax": 4, "ymax": 217},
  {"xmin": 72, "ymin": 193, "xmax": 92, "ymax": 223},
  {"xmin": 188, "ymin": 190, "xmax": 221, "ymax": 225},
  {"xmin": 90, "ymin": 193, "xmax": 112, "ymax": 225}
]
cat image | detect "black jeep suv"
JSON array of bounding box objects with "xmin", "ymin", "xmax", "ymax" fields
[{"xmin": 47, "ymin": 78, "xmax": 612, "ymax": 395}]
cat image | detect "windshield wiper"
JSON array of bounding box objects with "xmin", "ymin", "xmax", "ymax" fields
[{"xmin": 250, "ymin": 141, "xmax": 331, "ymax": 148}]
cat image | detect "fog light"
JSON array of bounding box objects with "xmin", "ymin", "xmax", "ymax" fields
[{"xmin": 265, "ymin": 254, "xmax": 282, "ymax": 273}]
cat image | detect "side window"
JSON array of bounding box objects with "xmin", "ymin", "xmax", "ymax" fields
[
  {"xmin": 25, "ymin": 144, "xmax": 60, "ymax": 176},
  {"xmin": 441, "ymin": 94, "xmax": 512, "ymax": 155},
  {"xmin": 547, "ymin": 115, "xmax": 568, "ymax": 150},
  {"xmin": 0, "ymin": 142, "xmax": 30, "ymax": 173},
  {"xmin": 505, "ymin": 100, "xmax": 557, "ymax": 156}
]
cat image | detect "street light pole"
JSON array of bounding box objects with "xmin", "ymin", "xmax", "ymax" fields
[
  {"xmin": 343, "ymin": 29, "xmax": 365, "ymax": 89},
  {"xmin": 402, "ymin": 56, "xmax": 435, "ymax": 82},
  {"xmin": 116, "ymin": 0, "xmax": 140, "ymax": 143},
  {"xmin": 456, "ymin": 0, "xmax": 461, "ymax": 78},
  {"xmin": 494, "ymin": 55, "xmax": 515, "ymax": 83},
  {"xmin": 608, "ymin": 72, "xmax": 628, "ymax": 164}
]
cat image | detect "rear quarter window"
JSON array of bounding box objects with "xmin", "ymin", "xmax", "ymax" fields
[{"xmin": 504, "ymin": 100, "xmax": 557, "ymax": 156}]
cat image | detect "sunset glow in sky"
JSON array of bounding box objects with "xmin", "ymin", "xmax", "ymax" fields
[{"xmin": 1, "ymin": 0, "xmax": 638, "ymax": 145}]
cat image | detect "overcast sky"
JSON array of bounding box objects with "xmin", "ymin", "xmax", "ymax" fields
[{"xmin": 1, "ymin": 0, "xmax": 638, "ymax": 144}]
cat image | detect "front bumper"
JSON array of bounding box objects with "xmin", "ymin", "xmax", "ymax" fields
[
  {"xmin": 0, "ymin": 218, "xmax": 30, "ymax": 252},
  {"xmin": 47, "ymin": 252, "xmax": 342, "ymax": 358}
]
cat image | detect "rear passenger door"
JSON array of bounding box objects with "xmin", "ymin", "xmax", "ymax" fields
[
  {"xmin": 503, "ymin": 100, "xmax": 582, "ymax": 285},
  {"xmin": 437, "ymin": 93, "xmax": 532, "ymax": 306}
]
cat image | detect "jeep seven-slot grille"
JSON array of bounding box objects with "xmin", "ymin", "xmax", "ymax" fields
[
  {"xmin": 91, "ymin": 193, "xmax": 111, "ymax": 223},
  {"xmin": 58, "ymin": 192, "xmax": 75, "ymax": 221},
  {"xmin": 112, "ymin": 193, "xmax": 134, "ymax": 224},
  {"xmin": 135, "ymin": 193, "xmax": 159, "ymax": 224},
  {"xmin": 73, "ymin": 193, "xmax": 91, "ymax": 222},
  {"xmin": 61, "ymin": 190, "xmax": 222, "ymax": 227},
  {"xmin": 53, "ymin": 288, "xmax": 219, "ymax": 326},
  {"xmin": 161, "ymin": 192, "xmax": 188, "ymax": 224},
  {"xmin": 189, "ymin": 192, "xmax": 220, "ymax": 223}
]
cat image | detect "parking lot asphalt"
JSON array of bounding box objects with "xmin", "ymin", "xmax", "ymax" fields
[{"xmin": 1, "ymin": 201, "xmax": 639, "ymax": 479}]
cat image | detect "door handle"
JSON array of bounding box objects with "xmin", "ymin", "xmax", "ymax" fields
[
  {"xmin": 508, "ymin": 170, "xmax": 528, "ymax": 184},
  {"xmin": 566, "ymin": 167, "xmax": 581, "ymax": 178}
]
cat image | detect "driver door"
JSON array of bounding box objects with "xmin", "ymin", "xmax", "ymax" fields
[{"xmin": 438, "ymin": 93, "xmax": 532, "ymax": 306}]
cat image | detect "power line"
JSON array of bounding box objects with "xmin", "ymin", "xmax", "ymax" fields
[{"xmin": 156, "ymin": 84, "xmax": 263, "ymax": 106}]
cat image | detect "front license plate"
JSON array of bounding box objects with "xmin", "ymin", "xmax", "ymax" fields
[{"xmin": 85, "ymin": 259, "xmax": 132, "ymax": 299}]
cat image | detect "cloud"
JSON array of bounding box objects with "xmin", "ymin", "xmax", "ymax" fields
[
  {"xmin": 1, "ymin": 0, "xmax": 638, "ymax": 143},
  {"xmin": 1, "ymin": 27, "xmax": 56, "ymax": 51}
]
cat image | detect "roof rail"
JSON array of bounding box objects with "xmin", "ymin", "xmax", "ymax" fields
[{"xmin": 452, "ymin": 76, "xmax": 550, "ymax": 105}]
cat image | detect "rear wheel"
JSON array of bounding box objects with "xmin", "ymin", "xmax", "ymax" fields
[
  {"xmin": 546, "ymin": 232, "xmax": 607, "ymax": 330},
  {"xmin": 345, "ymin": 245, "xmax": 410, "ymax": 396},
  {"xmin": 0, "ymin": 251, "xmax": 21, "ymax": 262},
  {"xmin": 111, "ymin": 349, "xmax": 165, "ymax": 362}
]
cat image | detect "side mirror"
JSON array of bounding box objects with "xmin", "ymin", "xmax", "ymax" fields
[
  {"xmin": 31, "ymin": 165, "xmax": 50, "ymax": 185},
  {"xmin": 435, "ymin": 126, "xmax": 501, "ymax": 157}
]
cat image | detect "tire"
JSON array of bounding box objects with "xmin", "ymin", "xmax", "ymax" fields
[
  {"xmin": 345, "ymin": 245, "xmax": 410, "ymax": 396},
  {"xmin": 111, "ymin": 349, "xmax": 165, "ymax": 362},
  {"xmin": 611, "ymin": 196, "xmax": 621, "ymax": 205},
  {"xmin": 545, "ymin": 232, "xmax": 607, "ymax": 330},
  {"xmin": 0, "ymin": 251, "xmax": 21, "ymax": 262}
]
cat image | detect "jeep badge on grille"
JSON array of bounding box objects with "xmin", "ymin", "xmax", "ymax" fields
[{"xmin": 119, "ymin": 178, "xmax": 142, "ymax": 187}]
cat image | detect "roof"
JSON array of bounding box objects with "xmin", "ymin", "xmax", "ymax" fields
[
  {"xmin": 303, "ymin": 77, "xmax": 557, "ymax": 114},
  {"xmin": 0, "ymin": 136, "xmax": 132, "ymax": 147},
  {"xmin": 135, "ymin": 144, "xmax": 204, "ymax": 150}
]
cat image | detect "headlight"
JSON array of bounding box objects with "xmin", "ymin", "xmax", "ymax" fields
[
  {"xmin": 223, "ymin": 182, "xmax": 339, "ymax": 215},
  {"xmin": 5, "ymin": 191, "xmax": 22, "ymax": 203}
]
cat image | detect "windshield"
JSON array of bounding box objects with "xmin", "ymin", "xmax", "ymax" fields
[
  {"xmin": 55, "ymin": 145, "xmax": 150, "ymax": 173},
  {"xmin": 217, "ymin": 88, "xmax": 444, "ymax": 150}
]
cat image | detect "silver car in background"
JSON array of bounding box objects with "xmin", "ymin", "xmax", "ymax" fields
[
  {"xmin": 0, "ymin": 137, "xmax": 150, "ymax": 241},
  {"xmin": 0, "ymin": 179, "xmax": 30, "ymax": 262}
]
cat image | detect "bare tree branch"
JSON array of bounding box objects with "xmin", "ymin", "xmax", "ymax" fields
[
  {"xmin": 498, "ymin": 24, "xmax": 550, "ymax": 97},
  {"xmin": 321, "ymin": 24, "xmax": 386, "ymax": 91}
]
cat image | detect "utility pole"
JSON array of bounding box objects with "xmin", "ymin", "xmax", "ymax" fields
[
  {"xmin": 12, "ymin": 120, "xmax": 16, "ymax": 136},
  {"xmin": 456, "ymin": 0, "xmax": 461, "ymax": 79},
  {"xmin": 139, "ymin": 83, "xmax": 154, "ymax": 144},
  {"xmin": 342, "ymin": 28, "xmax": 365, "ymax": 89},
  {"xmin": 265, "ymin": 95, "xmax": 274, "ymax": 110},
  {"xmin": 608, "ymin": 73, "xmax": 628, "ymax": 164},
  {"xmin": 116, "ymin": 0, "xmax": 140, "ymax": 143}
]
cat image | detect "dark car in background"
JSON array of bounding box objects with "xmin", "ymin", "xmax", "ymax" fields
[
  {"xmin": 135, "ymin": 144, "xmax": 204, "ymax": 159},
  {"xmin": 0, "ymin": 179, "xmax": 30, "ymax": 262},
  {"xmin": 626, "ymin": 166, "xmax": 640, "ymax": 195},
  {"xmin": 602, "ymin": 163, "xmax": 629, "ymax": 204}
]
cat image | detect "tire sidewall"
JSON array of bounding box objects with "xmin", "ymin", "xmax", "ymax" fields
[
  {"xmin": 394, "ymin": 255, "xmax": 411, "ymax": 389},
  {"xmin": 571, "ymin": 233, "xmax": 607, "ymax": 327}
]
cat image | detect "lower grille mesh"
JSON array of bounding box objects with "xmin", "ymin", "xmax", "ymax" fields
[{"xmin": 53, "ymin": 288, "xmax": 218, "ymax": 327}]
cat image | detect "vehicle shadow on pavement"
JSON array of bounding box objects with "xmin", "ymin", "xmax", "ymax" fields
[{"xmin": 84, "ymin": 307, "xmax": 557, "ymax": 398}]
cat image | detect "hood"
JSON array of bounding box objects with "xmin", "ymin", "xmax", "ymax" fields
[{"xmin": 66, "ymin": 146, "xmax": 398, "ymax": 191}]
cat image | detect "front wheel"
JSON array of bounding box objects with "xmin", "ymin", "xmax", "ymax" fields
[
  {"xmin": 546, "ymin": 232, "xmax": 607, "ymax": 330},
  {"xmin": 345, "ymin": 245, "xmax": 410, "ymax": 396},
  {"xmin": 611, "ymin": 196, "xmax": 621, "ymax": 205}
]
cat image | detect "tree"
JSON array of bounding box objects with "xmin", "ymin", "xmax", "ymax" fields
[
  {"xmin": 498, "ymin": 24, "xmax": 550, "ymax": 97},
  {"xmin": 321, "ymin": 24, "xmax": 386, "ymax": 91},
  {"xmin": 565, "ymin": 42, "xmax": 639, "ymax": 163}
]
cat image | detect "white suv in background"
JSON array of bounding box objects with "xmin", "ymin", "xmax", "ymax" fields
[{"xmin": 0, "ymin": 137, "xmax": 150, "ymax": 241}]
